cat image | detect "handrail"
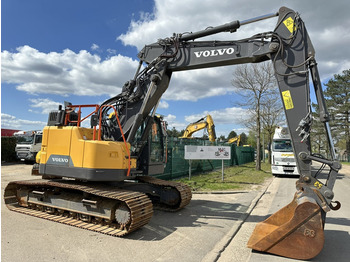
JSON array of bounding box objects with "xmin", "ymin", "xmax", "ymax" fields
[
  {"xmin": 63, "ymin": 103, "xmax": 131, "ymax": 176},
  {"xmin": 65, "ymin": 104, "xmax": 100, "ymax": 140},
  {"xmin": 99, "ymin": 105, "xmax": 131, "ymax": 177}
]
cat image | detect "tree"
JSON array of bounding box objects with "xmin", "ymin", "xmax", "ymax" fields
[
  {"xmin": 239, "ymin": 132, "xmax": 248, "ymax": 145},
  {"xmin": 247, "ymin": 130, "xmax": 257, "ymax": 148},
  {"xmin": 232, "ymin": 63, "xmax": 277, "ymax": 170},
  {"xmin": 261, "ymin": 98, "xmax": 284, "ymax": 163},
  {"xmin": 218, "ymin": 135, "xmax": 226, "ymax": 142},
  {"xmin": 167, "ymin": 127, "xmax": 183, "ymax": 137},
  {"xmin": 324, "ymin": 69, "xmax": 350, "ymax": 158},
  {"xmin": 311, "ymin": 103, "xmax": 329, "ymax": 156},
  {"xmin": 227, "ymin": 130, "xmax": 237, "ymax": 140}
]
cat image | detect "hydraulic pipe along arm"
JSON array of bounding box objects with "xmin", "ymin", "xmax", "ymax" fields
[
  {"xmin": 135, "ymin": 7, "xmax": 341, "ymax": 259},
  {"xmin": 5, "ymin": 6, "xmax": 342, "ymax": 261},
  {"xmin": 179, "ymin": 12, "xmax": 278, "ymax": 41}
]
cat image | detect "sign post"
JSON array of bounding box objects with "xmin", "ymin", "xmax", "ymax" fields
[
  {"xmin": 222, "ymin": 159, "xmax": 224, "ymax": 181},
  {"xmin": 184, "ymin": 145, "xmax": 231, "ymax": 180}
]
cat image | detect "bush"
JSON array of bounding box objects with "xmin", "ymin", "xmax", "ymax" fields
[{"xmin": 1, "ymin": 136, "xmax": 17, "ymax": 162}]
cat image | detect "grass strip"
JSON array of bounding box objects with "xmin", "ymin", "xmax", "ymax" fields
[{"xmin": 176, "ymin": 162, "xmax": 272, "ymax": 192}]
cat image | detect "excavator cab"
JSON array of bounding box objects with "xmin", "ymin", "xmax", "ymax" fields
[
  {"xmin": 5, "ymin": 6, "xmax": 341, "ymax": 260},
  {"xmin": 138, "ymin": 115, "xmax": 168, "ymax": 175}
]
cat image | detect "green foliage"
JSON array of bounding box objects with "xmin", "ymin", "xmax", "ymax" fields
[
  {"xmin": 324, "ymin": 69, "xmax": 350, "ymax": 152},
  {"xmin": 202, "ymin": 134, "xmax": 209, "ymax": 140},
  {"xmin": 176, "ymin": 162, "xmax": 271, "ymax": 191},
  {"xmin": 1, "ymin": 137, "xmax": 17, "ymax": 162},
  {"xmin": 218, "ymin": 135, "xmax": 226, "ymax": 141},
  {"xmin": 240, "ymin": 132, "xmax": 248, "ymax": 145},
  {"xmin": 311, "ymin": 103, "xmax": 329, "ymax": 155},
  {"xmin": 309, "ymin": 69, "xmax": 350, "ymax": 156},
  {"xmin": 227, "ymin": 130, "xmax": 237, "ymax": 139},
  {"xmin": 247, "ymin": 130, "xmax": 257, "ymax": 148},
  {"xmin": 167, "ymin": 127, "xmax": 183, "ymax": 137}
]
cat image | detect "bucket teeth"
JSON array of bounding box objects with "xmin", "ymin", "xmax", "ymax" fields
[{"xmin": 247, "ymin": 195, "xmax": 325, "ymax": 260}]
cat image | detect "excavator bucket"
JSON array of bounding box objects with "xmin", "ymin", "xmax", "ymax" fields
[{"xmin": 247, "ymin": 194, "xmax": 325, "ymax": 260}]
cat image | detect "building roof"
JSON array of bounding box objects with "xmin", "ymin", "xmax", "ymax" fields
[{"xmin": 1, "ymin": 129, "xmax": 21, "ymax": 137}]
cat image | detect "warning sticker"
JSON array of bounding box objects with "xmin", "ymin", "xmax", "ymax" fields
[
  {"xmin": 283, "ymin": 17, "xmax": 296, "ymax": 33},
  {"xmin": 282, "ymin": 90, "xmax": 294, "ymax": 110}
]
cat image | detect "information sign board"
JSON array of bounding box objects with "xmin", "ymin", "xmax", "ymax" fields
[{"xmin": 184, "ymin": 145, "xmax": 231, "ymax": 160}]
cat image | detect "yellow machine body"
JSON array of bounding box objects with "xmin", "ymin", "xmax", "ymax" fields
[{"xmin": 38, "ymin": 126, "xmax": 136, "ymax": 181}]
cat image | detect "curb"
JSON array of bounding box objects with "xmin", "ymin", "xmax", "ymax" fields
[
  {"xmin": 201, "ymin": 177, "xmax": 274, "ymax": 262},
  {"xmin": 192, "ymin": 190, "xmax": 249, "ymax": 195}
]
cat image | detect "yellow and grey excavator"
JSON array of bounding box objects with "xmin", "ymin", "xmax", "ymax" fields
[
  {"xmin": 228, "ymin": 135, "xmax": 241, "ymax": 146},
  {"xmin": 4, "ymin": 7, "xmax": 342, "ymax": 260},
  {"xmin": 180, "ymin": 114, "xmax": 216, "ymax": 142}
]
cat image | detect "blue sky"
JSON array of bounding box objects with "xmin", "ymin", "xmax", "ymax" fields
[{"xmin": 2, "ymin": 0, "xmax": 350, "ymax": 138}]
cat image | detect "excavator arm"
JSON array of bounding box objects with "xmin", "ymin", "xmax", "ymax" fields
[
  {"xmin": 228, "ymin": 135, "xmax": 241, "ymax": 146},
  {"xmin": 6, "ymin": 7, "xmax": 341, "ymax": 255},
  {"xmin": 180, "ymin": 114, "xmax": 216, "ymax": 142},
  {"xmin": 97, "ymin": 6, "xmax": 341, "ymax": 259}
]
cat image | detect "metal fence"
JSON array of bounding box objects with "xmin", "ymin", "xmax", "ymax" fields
[{"xmin": 154, "ymin": 137, "xmax": 255, "ymax": 180}]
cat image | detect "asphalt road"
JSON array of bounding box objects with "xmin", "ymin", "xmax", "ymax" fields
[
  {"xmin": 2, "ymin": 163, "xmax": 349, "ymax": 262},
  {"xmin": 1, "ymin": 163, "xmax": 266, "ymax": 262},
  {"xmin": 218, "ymin": 164, "xmax": 350, "ymax": 262}
]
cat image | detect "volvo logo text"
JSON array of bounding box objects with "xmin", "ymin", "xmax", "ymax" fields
[
  {"xmin": 194, "ymin": 48, "xmax": 235, "ymax": 58},
  {"xmin": 52, "ymin": 157, "xmax": 69, "ymax": 163}
]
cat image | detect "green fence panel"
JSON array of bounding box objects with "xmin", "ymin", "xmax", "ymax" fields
[
  {"xmin": 154, "ymin": 137, "xmax": 254, "ymax": 180},
  {"xmin": 236, "ymin": 146, "xmax": 255, "ymax": 165}
]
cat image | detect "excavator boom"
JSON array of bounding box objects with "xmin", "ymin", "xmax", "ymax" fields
[
  {"xmin": 180, "ymin": 114, "xmax": 216, "ymax": 142},
  {"xmin": 135, "ymin": 6, "xmax": 341, "ymax": 259},
  {"xmin": 4, "ymin": 6, "xmax": 341, "ymax": 259},
  {"xmin": 228, "ymin": 135, "xmax": 241, "ymax": 146}
]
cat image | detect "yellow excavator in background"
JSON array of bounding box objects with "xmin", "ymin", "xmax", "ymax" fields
[
  {"xmin": 4, "ymin": 7, "xmax": 342, "ymax": 260},
  {"xmin": 180, "ymin": 114, "xmax": 216, "ymax": 142},
  {"xmin": 228, "ymin": 135, "xmax": 241, "ymax": 146}
]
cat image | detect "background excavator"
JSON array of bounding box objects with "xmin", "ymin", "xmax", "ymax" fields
[
  {"xmin": 4, "ymin": 6, "xmax": 342, "ymax": 260},
  {"xmin": 228, "ymin": 135, "xmax": 241, "ymax": 146},
  {"xmin": 180, "ymin": 114, "xmax": 216, "ymax": 142}
]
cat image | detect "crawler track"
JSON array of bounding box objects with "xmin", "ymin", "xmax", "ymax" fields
[
  {"xmin": 136, "ymin": 176, "xmax": 192, "ymax": 211},
  {"xmin": 4, "ymin": 179, "xmax": 153, "ymax": 237}
]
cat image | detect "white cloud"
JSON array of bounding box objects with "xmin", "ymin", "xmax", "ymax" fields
[
  {"xmin": 118, "ymin": 0, "xmax": 350, "ymax": 82},
  {"xmin": 107, "ymin": 49, "xmax": 117, "ymax": 56},
  {"xmin": 163, "ymin": 114, "xmax": 187, "ymax": 130},
  {"xmin": 91, "ymin": 43, "xmax": 100, "ymax": 51},
  {"xmin": 1, "ymin": 46, "xmax": 139, "ymax": 97},
  {"xmin": 117, "ymin": 0, "xmax": 266, "ymax": 50},
  {"xmin": 29, "ymin": 98, "xmax": 61, "ymax": 114},
  {"xmin": 184, "ymin": 107, "xmax": 250, "ymax": 125},
  {"xmin": 164, "ymin": 67, "xmax": 236, "ymax": 101},
  {"xmin": 2, "ymin": 0, "xmax": 349, "ymax": 107},
  {"xmin": 181, "ymin": 107, "xmax": 251, "ymax": 138},
  {"xmin": 1, "ymin": 113, "xmax": 46, "ymax": 130},
  {"xmin": 158, "ymin": 100, "xmax": 169, "ymax": 109},
  {"xmin": 163, "ymin": 107, "xmax": 251, "ymax": 137},
  {"xmin": 1, "ymin": 44, "xmax": 237, "ymax": 102}
]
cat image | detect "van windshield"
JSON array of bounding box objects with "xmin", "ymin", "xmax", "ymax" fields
[{"xmin": 272, "ymin": 140, "xmax": 293, "ymax": 152}]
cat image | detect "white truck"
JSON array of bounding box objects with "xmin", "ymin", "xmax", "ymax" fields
[
  {"xmin": 271, "ymin": 127, "xmax": 299, "ymax": 176},
  {"xmin": 14, "ymin": 130, "xmax": 43, "ymax": 162}
]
